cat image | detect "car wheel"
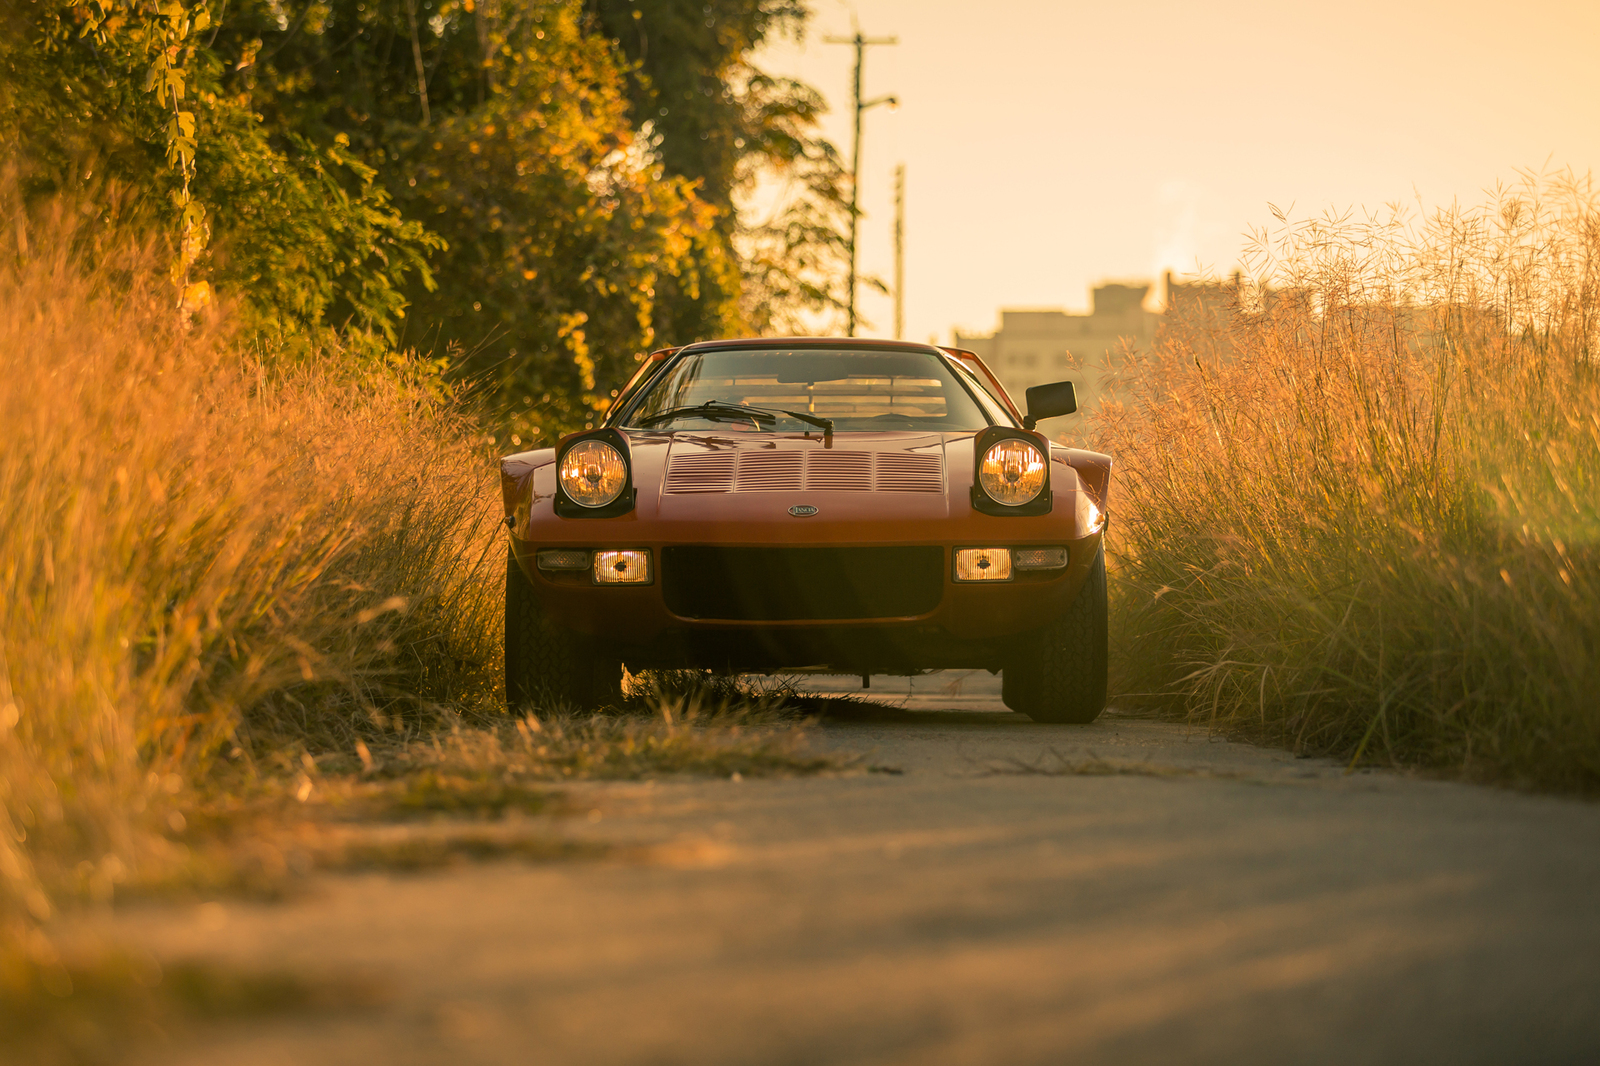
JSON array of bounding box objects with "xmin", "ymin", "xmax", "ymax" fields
[
  {"xmin": 1002, "ymin": 546, "xmax": 1108, "ymax": 724},
  {"xmin": 505, "ymin": 549, "xmax": 622, "ymax": 710}
]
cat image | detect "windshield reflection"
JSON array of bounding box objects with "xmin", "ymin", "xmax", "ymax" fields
[{"xmin": 621, "ymin": 349, "xmax": 992, "ymax": 433}]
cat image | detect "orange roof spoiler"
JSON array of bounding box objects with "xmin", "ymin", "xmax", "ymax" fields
[{"xmin": 605, "ymin": 347, "xmax": 679, "ymax": 420}]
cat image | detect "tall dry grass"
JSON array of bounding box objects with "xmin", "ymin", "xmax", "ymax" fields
[
  {"xmin": 1101, "ymin": 170, "xmax": 1600, "ymax": 790},
  {"xmin": 0, "ymin": 192, "xmax": 503, "ymax": 949}
]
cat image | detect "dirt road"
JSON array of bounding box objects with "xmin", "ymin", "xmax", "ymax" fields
[{"xmin": 112, "ymin": 675, "xmax": 1600, "ymax": 1065}]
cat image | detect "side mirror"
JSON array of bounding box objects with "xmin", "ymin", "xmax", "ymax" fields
[{"xmin": 1022, "ymin": 381, "xmax": 1077, "ymax": 430}]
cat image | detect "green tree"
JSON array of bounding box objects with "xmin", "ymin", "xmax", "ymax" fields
[
  {"xmin": 584, "ymin": 0, "xmax": 853, "ymax": 335},
  {"xmin": 385, "ymin": 2, "xmax": 726, "ymax": 438},
  {"xmin": 196, "ymin": 0, "xmax": 738, "ymax": 436},
  {"xmin": 4, "ymin": 0, "xmax": 439, "ymax": 346},
  {"xmin": 3, "ymin": 0, "xmax": 853, "ymax": 437}
]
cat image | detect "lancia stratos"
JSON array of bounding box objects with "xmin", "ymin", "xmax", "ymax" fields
[{"xmin": 499, "ymin": 338, "xmax": 1112, "ymax": 723}]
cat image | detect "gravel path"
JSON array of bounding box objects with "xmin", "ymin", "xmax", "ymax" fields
[{"xmin": 112, "ymin": 674, "xmax": 1600, "ymax": 1065}]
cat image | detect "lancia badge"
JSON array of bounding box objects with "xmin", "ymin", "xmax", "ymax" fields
[{"xmin": 788, "ymin": 504, "xmax": 819, "ymax": 517}]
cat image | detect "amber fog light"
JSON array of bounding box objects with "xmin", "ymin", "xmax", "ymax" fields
[
  {"xmin": 955, "ymin": 548, "xmax": 1012, "ymax": 582},
  {"xmin": 594, "ymin": 549, "xmax": 652, "ymax": 584}
]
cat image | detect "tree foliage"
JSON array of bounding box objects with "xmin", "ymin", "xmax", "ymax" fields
[
  {"xmin": 2, "ymin": 0, "xmax": 851, "ymax": 439},
  {"xmin": 5, "ymin": 0, "xmax": 441, "ymax": 346},
  {"xmin": 584, "ymin": 0, "xmax": 853, "ymax": 336}
]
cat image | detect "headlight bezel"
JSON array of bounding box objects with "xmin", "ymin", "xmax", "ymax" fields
[
  {"xmin": 560, "ymin": 440, "xmax": 627, "ymax": 508},
  {"xmin": 970, "ymin": 427, "xmax": 1053, "ymax": 516},
  {"xmin": 553, "ymin": 428, "xmax": 637, "ymax": 519},
  {"xmin": 978, "ymin": 438, "xmax": 1047, "ymax": 507}
]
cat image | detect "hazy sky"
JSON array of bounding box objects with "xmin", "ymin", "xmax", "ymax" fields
[{"xmin": 748, "ymin": 0, "xmax": 1600, "ymax": 344}]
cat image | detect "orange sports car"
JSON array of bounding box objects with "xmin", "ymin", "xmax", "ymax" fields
[{"xmin": 499, "ymin": 338, "xmax": 1112, "ymax": 722}]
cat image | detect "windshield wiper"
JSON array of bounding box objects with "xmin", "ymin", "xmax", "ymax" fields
[
  {"xmin": 773, "ymin": 407, "xmax": 834, "ymax": 436},
  {"xmin": 636, "ymin": 400, "xmax": 834, "ymax": 438},
  {"xmin": 636, "ymin": 400, "xmax": 777, "ymax": 428}
]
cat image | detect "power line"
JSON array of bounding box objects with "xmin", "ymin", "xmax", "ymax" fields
[{"xmin": 823, "ymin": 29, "xmax": 896, "ymax": 337}]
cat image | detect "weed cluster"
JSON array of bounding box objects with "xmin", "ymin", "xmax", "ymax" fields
[
  {"xmin": 385, "ymin": 695, "xmax": 837, "ymax": 785},
  {"xmin": 1101, "ymin": 169, "xmax": 1600, "ymax": 790}
]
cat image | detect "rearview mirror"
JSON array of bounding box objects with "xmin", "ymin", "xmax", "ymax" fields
[{"xmin": 1023, "ymin": 381, "xmax": 1077, "ymax": 430}]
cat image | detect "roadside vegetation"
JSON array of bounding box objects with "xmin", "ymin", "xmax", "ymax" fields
[
  {"xmin": 0, "ymin": 212, "xmax": 838, "ymax": 1037},
  {"xmin": 1102, "ymin": 170, "xmax": 1600, "ymax": 792},
  {"xmin": 0, "ymin": 198, "xmax": 467, "ymax": 984},
  {"xmin": 0, "ymin": 0, "xmax": 857, "ymax": 1041},
  {"xmin": 0, "ymin": 211, "xmax": 836, "ymax": 982}
]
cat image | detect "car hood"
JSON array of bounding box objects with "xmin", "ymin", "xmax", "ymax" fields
[
  {"xmin": 500, "ymin": 428, "xmax": 1104, "ymax": 541},
  {"xmin": 628, "ymin": 429, "xmax": 962, "ymax": 526}
]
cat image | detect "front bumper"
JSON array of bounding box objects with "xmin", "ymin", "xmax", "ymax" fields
[{"xmin": 509, "ymin": 528, "xmax": 1104, "ymax": 673}]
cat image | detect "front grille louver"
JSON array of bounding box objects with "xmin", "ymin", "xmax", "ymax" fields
[
  {"xmin": 664, "ymin": 450, "xmax": 943, "ymax": 494},
  {"xmin": 663, "ymin": 546, "xmax": 944, "ymax": 620}
]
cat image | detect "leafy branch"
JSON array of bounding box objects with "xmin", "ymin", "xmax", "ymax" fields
[{"xmin": 74, "ymin": 0, "xmax": 214, "ymax": 312}]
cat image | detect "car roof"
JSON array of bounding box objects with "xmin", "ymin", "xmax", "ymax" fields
[{"xmin": 676, "ymin": 337, "xmax": 950, "ymax": 356}]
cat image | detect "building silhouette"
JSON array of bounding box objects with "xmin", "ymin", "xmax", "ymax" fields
[
  {"xmin": 953, "ymin": 282, "xmax": 1157, "ymax": 432},
  {"xmin": 954, "ymin": 273, "xmax": 1244, "ymax": 431}
]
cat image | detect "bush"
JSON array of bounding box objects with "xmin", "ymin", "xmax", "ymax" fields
[
  {"xmin": 0, "ymin": 191, "xmax": 501, "ymax": 937},
  {"xmin": 1102, "ymin": 169, "xmax": 1600, "ymax": 791}
]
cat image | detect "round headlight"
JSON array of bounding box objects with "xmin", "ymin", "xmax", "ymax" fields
[
  {"xmin": 978, "ymin": 439, "xmax": 1047, "ymax": 506},
  {"xmin": 559, "ymin": 439, "xmax": 627, "ymax": 508}
]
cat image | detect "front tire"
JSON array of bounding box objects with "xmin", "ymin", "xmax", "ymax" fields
[
  {"xmin": 1002, "ymin": 546, "xmax": 1109, "ymax": 724},
  {"xmin": 505, "ymin": 549, "xmax": 622, "ymax": 711}
]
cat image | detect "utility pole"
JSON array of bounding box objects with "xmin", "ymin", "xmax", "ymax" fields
[
  {"xmin": 824, "ymin": 28, "xmax": 897, "ymax": 337},
  {"xmin": 893, "ymin": 163, "xmax": 905, "ymax": 340}
]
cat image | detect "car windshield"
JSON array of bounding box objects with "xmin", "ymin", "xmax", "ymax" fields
[{"xmin": 619, "ymin": 348, "xmax": 994, "ymax": 433}]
